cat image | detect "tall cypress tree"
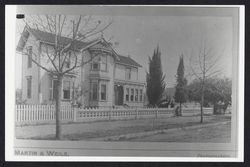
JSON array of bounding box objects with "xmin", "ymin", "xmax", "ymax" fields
[
  {"xmin": 174, "ymin": 55, "xmax": 187, "ymax": 115},
  {"xmin": 146, "ymin": 46, "xmax": 166, "ymax": 106}
]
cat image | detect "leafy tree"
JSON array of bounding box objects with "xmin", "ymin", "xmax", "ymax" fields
[
  {"xmin": 188, "ymin": 77, "xmax": 232, "ymax": 114},
  {"xmin": 146, "ymin": 46, "xmax": 166, "ymax": 106},
  {"xmin": 174, "ymin": 55, "xmax": 187, "ymax": 116}
]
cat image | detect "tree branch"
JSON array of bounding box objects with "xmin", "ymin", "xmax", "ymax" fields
[
  {"xmin": 43, "ymin": 45, "xmax": 60, "ymax": 73},
  {"xmin": 24, "ymin": 51, "xmax": 56, "ymax": 75}
]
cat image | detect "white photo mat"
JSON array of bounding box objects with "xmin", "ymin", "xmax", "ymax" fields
[{"xmin": 5, "ymin": 5, "xmax": 245, "ymax": 162}]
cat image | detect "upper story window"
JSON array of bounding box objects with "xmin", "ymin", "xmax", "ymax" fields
[
  {"xmin": 27, "ymin": 46, "xmax": 32, "ymax": 68},
  {"xmin": 125, "ymin": 67, "xmax": 132, "ymax": 80},
  {"xmin": 27, "ymin": 76, "xmax": 32, "ymax": 99},
  {"xmin": 65, "ymin": 52, "xmax": 71, "ymax": 68},
  {"xmin": 91, "ymin": 52, "xmax": 108, "ymax": 72},
  {"xmin": 92, "ymin": 63, "xmax": 99, "ymax": 70},
  {"xmin": 100, "ymin": 54, "xmax": 107, "ymax": 71}
]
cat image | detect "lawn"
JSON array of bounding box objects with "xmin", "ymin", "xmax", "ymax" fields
[{"xmin": 16, "ymin": 114, "xmax": 231, "ymax": 142}]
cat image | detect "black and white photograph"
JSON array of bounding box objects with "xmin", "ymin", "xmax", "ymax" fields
[{"xmin": 5, "ymin": 5, "xmax": 244, "ymax": 161}]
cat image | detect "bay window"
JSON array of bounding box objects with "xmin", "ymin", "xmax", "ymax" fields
[
  {"xmin": 90, "ymin": 81, "xmax": 98, "ymax": 101},
  {"xmin": 100, "ymin": 54, "xmax": 107, "ymax": 71},
  {"xmin": 101, "ymin": 84, "xmax": 107, "ymax": 100},
  {"xmin": 91, "ymin": 52, "xmax": 108, "ymax": 71}
]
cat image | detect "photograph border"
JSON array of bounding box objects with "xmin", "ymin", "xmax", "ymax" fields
[{"xmin": 5, "ymin": 4, "xmax": 245, "ymax": 162}]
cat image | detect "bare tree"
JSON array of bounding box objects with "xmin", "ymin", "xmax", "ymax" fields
[
  {"xmin": 189, "ymin": 40, "xmax": 223, "ymax": 123},
  {"xmin": 17, "ymin": 15, "xmax": 113, "ymax": 139}
]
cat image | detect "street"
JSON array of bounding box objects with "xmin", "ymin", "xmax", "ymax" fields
[
  {"xmin": 127, "ymin": 121, "xmax": 231, "ymax": 143},
  {"xmin": 16, "ymin": 114, "xmax": 231, "ymax": 143}
]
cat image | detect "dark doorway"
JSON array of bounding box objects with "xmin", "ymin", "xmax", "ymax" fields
[{"xmin": 114, "ymin": 85, "xmax": 124, "ymax": 105}]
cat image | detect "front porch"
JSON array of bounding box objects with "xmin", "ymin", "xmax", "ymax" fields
[
  {"xmin": 114, "ymin": 81, "xmax": 144, "ymax": 108},
  {"xmin": 114, "ymin": 84, "xmax": 124, "ymax": 106}
]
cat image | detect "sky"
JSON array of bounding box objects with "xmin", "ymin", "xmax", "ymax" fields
[{"xmin": 15, "ymin": 6, "xmax": 236, "ymax": 89}]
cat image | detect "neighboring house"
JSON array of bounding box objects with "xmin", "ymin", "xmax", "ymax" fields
[{"xmin": 16, "ymin": 27, "xmax": 145, "ymax": 108}]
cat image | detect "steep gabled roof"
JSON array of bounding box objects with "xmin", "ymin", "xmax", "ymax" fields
[
  {"xmin": 116, "ymin": 55, "xmax": 142, "ymax": 67},
  {"xmin": 16, "ymin": 27, "xmax": 142, "ymax": 68},
  {"xmin": 16, "ymin": 27, "xmax": 92, "ymax": 51}
]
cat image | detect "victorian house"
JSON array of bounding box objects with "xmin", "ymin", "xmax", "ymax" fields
[{"xmin": 16, "ymin": 27, "xmax": 145, "ymax": 108}]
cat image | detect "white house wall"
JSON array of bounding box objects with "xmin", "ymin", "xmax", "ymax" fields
[
  {"xmin": 114, "ymin": 64, "xmax": 138, "ymax": 81},
  {"xmin": 20, "ymin": 34, "xmax": 146, "ymax": 107},
  {"xmin": 21, "ymin": 33, "xmax": 40, "ymax": 104}
]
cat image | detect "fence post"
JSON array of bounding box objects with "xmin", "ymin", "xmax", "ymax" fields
[
  {"xmin": 109, "ymin": 108, "xmax": 112, "ymax": 121},
  {"xmin": 73, "ymin": 107, "xmax": 78, "ymax": 122},
  {"xmin": 155, "ymin": 109, "xmax": 158, "ymax": 119}
]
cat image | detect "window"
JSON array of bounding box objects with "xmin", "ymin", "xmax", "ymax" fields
[
  {"xmin": 130, "ymin": 88, "xmax": 134, "ymax": 101},
  {"xmin": 65, "ymin": 52, "xmax": 71, "ymax": 68},
  {"xmin": 140, "ymin": 89, "xmax": 143, "ymax": 102},
  {"xmin": 49, "ymin": 79, "xmax": 58, "ymax": 100},
  {"xmin": 92, "ymin": 63, "xmax": 99, "ymax": 70},
  {"xmin": 63, "ymin": 81, "xmax": 70, "ymax": 100},
  {"xmin": 27, "ymin": 46, "xmax": 32, "ymax": 68},
  {"xmin": 27, "ymin": 76, "xmax": 32, "ymax": 98},
  {"xmin": 100, "ymin": 54, "xmax": 107, "ymax": 71},
  {"xmin": 91, "ymin": 54, "xmax": 100, "ymax": 70},
  {"xmin": 90, "ymin": 82, "xmax": 98, "ymax": 100},
  {"xmin": 91, "ymin": 53, "xmax": 108, "ymax": 71},
  {"xmin": 135, "ymin": 89, "xmax": 138, "ymax": 102},
  {"xmin": 126, "ymin": 88, "xmax": 129, "ymax": 101},
  {"xmin": 125, "ymin": 67, "xmax": 132, "ymax": 80},
  {"xmin": 101, "ymin": 84, "xmax": 107, "ymax": 100}
]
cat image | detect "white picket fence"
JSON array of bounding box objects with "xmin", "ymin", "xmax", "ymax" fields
[
  {"xmin": 15, "ymin": 104, "xmax": 213, "ymax": 125},
  {"xmin": 15, "ymin": 105, "xmax": 74, "ymax": 125}
]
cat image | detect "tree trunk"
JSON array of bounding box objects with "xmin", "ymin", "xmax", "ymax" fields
[
  {"xmin": 200, "ymin": 86, "xmax": 204, "ymax": 123},
  {"xmin": 55, "ymin": 75, "xmax": 63, "ymax": 139},
  {"xmin": 179, "ymin": 102, "xmax": 182, "ymax": 116}
]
